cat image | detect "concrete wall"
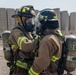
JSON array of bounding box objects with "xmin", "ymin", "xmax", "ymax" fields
[
  {"xmin": 69, "ymin": 12, "xmax": 76, "ymax": 34},
  {"xmin": 0, "ymin": 8, "xmax": 76, "ymax": 35},
  {"xmin": 7, "ymin": 8, "xmax": 16, "ymax": 30},
  {"xmin": 0, "ymin": 8, "xmax": 7, "ymax": 35},
  {"xmin": 60, "ymin": 11, "xmax": 69, "ymax": 34},
  {"xmin": 54, "ymin": 8, "xmax": 61, "ymax": 29}
]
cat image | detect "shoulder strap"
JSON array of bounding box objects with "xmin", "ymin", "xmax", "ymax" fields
[
  {"xmin": 13, "ymin": 26, "xmax": 27, "ymax": 36},
  {"xmin": 50, "ymin": 35, "xmax": 61, "ymax": 50},
  {"xmin": 11, "ymin": 27, "xmax": 22, "ymax": 63},
  {"xmin": 44, "ymin": 31, "xmax": 65, "ymax": 42}
]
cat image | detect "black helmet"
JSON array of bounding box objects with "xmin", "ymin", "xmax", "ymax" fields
[
  {"xmin": 35, "ymin": 8, "xmax": 59, "ymax": 35},
  {"xmin": 12, "ymin": 5, "xmax": 36, "ymax": 18},
  {"xmin": 12, "ymin": 5, "xmax": 36, "ymax": 32}
]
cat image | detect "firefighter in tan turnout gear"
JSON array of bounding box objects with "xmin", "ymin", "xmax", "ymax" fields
[
  {"xmin": 28, "ymin": 9, "xmax": 64, "ymax": 75},
  {"xmin": 8, "ymin": 5, "xmax": 38, "ymax": 75}
]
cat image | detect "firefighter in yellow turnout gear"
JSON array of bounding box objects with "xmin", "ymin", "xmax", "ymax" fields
[{"xmin": 7, "ymin": 5, "xmax": 38, "ymax": 75}]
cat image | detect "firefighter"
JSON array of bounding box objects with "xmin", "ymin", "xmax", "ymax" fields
[
  {"xmin": 28, "ymin": 9, "xmax": 64, "ymax": 75},
  {"xmin": 8, "ymin": 5, "xmax": 38, "ymax": 75}
]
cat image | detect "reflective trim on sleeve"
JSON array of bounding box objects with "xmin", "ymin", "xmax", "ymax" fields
[
  {"xmin": 16, "ymin": 60, "xmax": 29, "ymax": 70},
  {"xmin": 11, "ymin": 45, "xmax": 15, "ymax": 50},
  {"xmin": 29, "ymin": 67, "xmax": 39, "ymax": 75},
  {"xmin": 51, "ymin": 55, "xmax": 60, "ymax": 62},
  {"xmin": 17, "ymin": 37, "xmax": 28, "ymax": 50}
]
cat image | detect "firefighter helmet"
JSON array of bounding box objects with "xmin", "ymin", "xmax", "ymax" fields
[
  {"xmin": 12, "ymin": 5, "xmax": 36, "ymax": 32},
  {"xmin": 12, "ymin": 5, "xmax": 36, "ymax": 18},
  {"xmin": 35, "ymin": 8, "xmax": 59, "ymax": 35}
]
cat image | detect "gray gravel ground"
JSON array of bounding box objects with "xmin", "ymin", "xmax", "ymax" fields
[{"xmin": 0, "ymin": 39, "xmax": 9, "ymax": 75}]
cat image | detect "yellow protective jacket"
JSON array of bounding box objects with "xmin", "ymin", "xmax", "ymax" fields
[{"xmin": 9, "ymin": 26, "xmax": 37, "ymax": 52}]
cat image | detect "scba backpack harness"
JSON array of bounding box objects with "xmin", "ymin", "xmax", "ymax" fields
[
  {"xmin": 2, "ymin": 26, "xmax": 38, "ymax": 75},
  {"xmin": 44, "ymin": 31, "xmax": 76, "ymax": 75},
  {"xmin": 2, "ymin": 27, "xmax": 28, "ymax": 75}
]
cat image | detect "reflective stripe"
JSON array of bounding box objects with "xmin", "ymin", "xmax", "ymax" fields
[
  {"xmin": 17, "ymin": 37, "xmax": 28, "ymax": 49},
  {"xmin": 57, "ymin": 30, "xmax": 63, "ymax": 37},
  {"xmin": 22, "ymin": 8, "xmax": 26, "ymax": 12},
  {"xmin": 51, "ymin": 56, "xmax": 60, "ymax": 62},
  {"xmin": 35, "ymin": 35, "xmax": 40, "ymax": 42},
  {"xmin": 10, "ymin": 65, "xmax": 15, "ymax": 70},
  {"xmin": 21, "ymin": 8, "xmax": 30, "ymax": 12},
  {"xmin": 35, "ymin": 35, "xmax": 38, "ymax": 39},
  {"xmin": 16, "ymin": 60, "xmax": 28, "ymax": 70},
  {"xmin": 53, "ymin": 16, "xmax": 57, "ymax": 19},
  {"xmin": 11, "ymin": 45, "xmax": 15, "ymax": 50},
  {"xmin": 29, "ymin": 67, "xmax": 39, "ymax": 75}
]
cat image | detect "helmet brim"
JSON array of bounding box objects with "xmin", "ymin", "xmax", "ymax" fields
[
  {"xmin": 12, "ymin": 14, "xmax": 19, "ymax": 18},
  {"xmin": 12, "ymin": 14, "xmax": 35, "ymax": 18},
  {"xmin": 48, "ymin": 19, "xmax": 58, "ymax": 21}
]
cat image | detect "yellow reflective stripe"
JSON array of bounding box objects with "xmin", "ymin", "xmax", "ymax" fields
[
  {"xmin": 22, "ymin": 8, "xmax": 26, "ymax": 12},
  {"xmin": 10, "ymin": 65, "xmax": 15, "ymax": 70},
  {"xmin": 29, "ymin": 67, "xmax": 39, "ymax": 75},
  {"xmin": 18, "ymin": 37, "xmax": 21, "ymax": 45},
  {"xmin": 35, "ymin": 35, "xmax": 40, "ymax": 42},
  {"xmin": 16, "ymin": 60, "xmax": 28, "ymax": 70},
  {"xmin": 35, "ymin": 35, "xmax": 38, "ymax": 39},
  {"xmin": 57, "ymin": 30, "xmax": 63, "ymax": 37},
  {"xmin": 21, "ymin": 7, "xmax": 29, "ymax": 12},
  {"xmin": 53, "ymin": 16, "xmax": 57, "ymax": 19},
  {"xmin": 51, "ymin": 56, "xmax": 60, "ymax": 62},
  {"xmin": 40, "ymin": 15, "xmax": 45, "ymax": 20},
  {"xmin": 11, "ymin": 45, "xmax": 15, "ymax": 50},
  {"xmin": 17, "ymin": 37, "xmax": 28, "ymax": 49}
]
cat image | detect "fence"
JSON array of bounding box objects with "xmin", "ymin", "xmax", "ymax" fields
[{"xmin": 0, "ymin": 8, "xmax": 76, "ymax": 35}]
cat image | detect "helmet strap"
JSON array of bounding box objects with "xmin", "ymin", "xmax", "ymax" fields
[{"xmin": 19, "ymin": 17, "xmax": 27, "ymax": 30}]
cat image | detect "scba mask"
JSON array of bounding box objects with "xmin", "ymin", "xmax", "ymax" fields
[
  {"xmin": 35, "ymin": 12, "xmax": 43, "ymax": 35},
  {"xmin": 23, "ymin": 17, "xmax": 35, "ymax": 32}
]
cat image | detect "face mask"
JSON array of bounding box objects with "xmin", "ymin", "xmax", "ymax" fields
[
  {"xmin": 23, "ymin": 18, "xmax": 35, "ymax": 32},
  {"xmin": 36, "ymin": 24, "xmax": 45, "ymax": 36}
]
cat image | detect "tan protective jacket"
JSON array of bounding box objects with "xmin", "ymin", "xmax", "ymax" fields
[
  {"xmin": 9, "ymin": 26, "xmax": 37, "ymax": 52},
  {"xmin": 31, "ymin": 31, "xmax": 62, "ymax": 75},
  {"xmin": 9, "ymin": 26, "xmax": 38, "ymax": 75}
]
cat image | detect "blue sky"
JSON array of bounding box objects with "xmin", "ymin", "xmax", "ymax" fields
[{"xmin": 0, "ymin": 0, "xmax": 76, "ymax": 13}]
